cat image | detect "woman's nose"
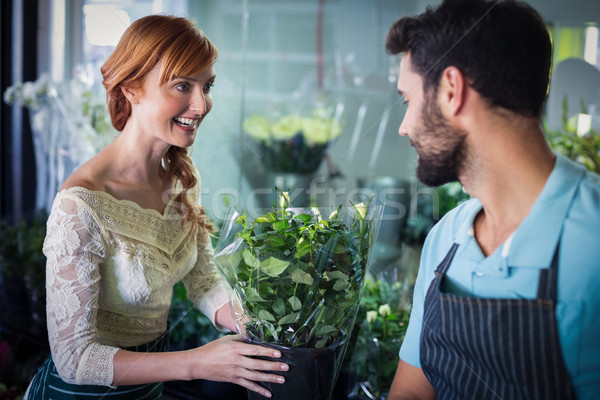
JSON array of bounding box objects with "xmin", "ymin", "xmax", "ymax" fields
[{"xmin": 189, "ymin": 93, "xmax": 206, "ymax": 115}]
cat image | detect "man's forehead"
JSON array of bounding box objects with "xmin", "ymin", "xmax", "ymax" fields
[{"xmin": 397, "ymin": 53, "xmax": 418, "ymax": 93}]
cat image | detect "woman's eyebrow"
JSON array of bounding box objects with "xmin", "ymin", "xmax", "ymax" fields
[{"xmin": 173, "ymin": 74, "xmax": 217, "ymax": 82}]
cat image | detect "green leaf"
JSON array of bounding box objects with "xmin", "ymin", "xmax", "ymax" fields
[
  {"xmin": 296, "ymin": 214, "xmax": 314, "ymax": 224},
  {"xmin": 242, "ymin": 248, "xmax": 260, "ymax": 269},
  {"xmin": 288, "ymin": 296, "xmax": 302, "ymax": 311},
  {"xmin": 252, "ymin": 232, "xmax": 268, "ymax": 242},
  {"xmin": 315, "ymin": 337, "xmax": 329, "ymax": 349},
  {"xmin": 333, "ymin": 279, "xmax": 350, "ymax": 291},
  {"xmin": 238, "ymin": 230, "xmax": 252, "ymax": 243},
  {"xmin": 244, "ymin": 286, "xmax": 263, "ymax": 301},
  {"xmin": 255, "ymin": 216, "xmax": 271, "ymax": 224},
  {"xmin": 266, "ymin": 235, "xmax": 286, "ymax": 247},
  {"xmin": 272, "ymin": 220, "xmax": 288, "ymax": 231},
  {"xmin": 326, "ymin": 270, "xmax": 349, "ymax": 281},
  {"xmin": 290, "ymin": 269, "xmax": 314, "ymax": 285},
  {"xmin": 279, "ymin": 312, "xmax": 300, "ymax": 325},
  {"xmin": 260, "ymin": 257, "xmax": 290, "ymax": 277},
  {"xmin": 316, "ymin": 324, "xmax": 337, "ymax": 336},
  {"xmin": 295, "ymin": 245, "xmax": 313, "ymax": 259},
  {"xmin": 273, "ymin": 298, "xmax": 286, "ymax": 315},
  {"xmin": 258, "ymin": 309, "xmax": 276, "ymax": 321}
]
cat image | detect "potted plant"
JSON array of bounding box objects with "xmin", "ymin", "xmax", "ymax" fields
[
  {"xmin": 345, "ymin": 278, "xmax": 411, "ymax": 400},
  {"xmin": 544, "ymin": 97, "xmax": 600, "ymax": 174},
  {"xmin": 214, "ymin": 189, "xmax": 382, "ymax": 400},
  {"xmin": 0, "ymin": 219, "xmax": 30, "ymax": 315},
  {"xmin": 21, "ymin": 210, "xmax": 49, "ymax": 322}
]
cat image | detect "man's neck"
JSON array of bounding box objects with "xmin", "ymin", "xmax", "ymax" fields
[{"xmin": 459, "ymin": 117, "xmax": 556, "ymax": 256}]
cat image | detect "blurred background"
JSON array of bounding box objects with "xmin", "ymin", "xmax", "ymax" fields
[{"xmin": 1, "ymin": 1, "xmax": 599, "ymax": 399}]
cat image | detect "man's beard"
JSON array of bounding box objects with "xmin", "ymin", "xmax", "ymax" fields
[{"xmin": 414, "ymin": 95, "xmax": 467, "ymax": 187}]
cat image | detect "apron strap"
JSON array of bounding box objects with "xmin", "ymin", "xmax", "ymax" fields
[
  {"xmin": 434, "ymin": 243, "xmax": 459, "ymax": 277},
  {"xmin": 537, "ymin": 242, "xmax": 560, "ymax": 300}
]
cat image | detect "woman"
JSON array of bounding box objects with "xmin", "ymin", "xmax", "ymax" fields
[{"xmin": 25, "ymin": 15, "xmax": 287, "ymax": 399}]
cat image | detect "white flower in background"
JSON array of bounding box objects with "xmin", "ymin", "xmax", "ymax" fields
[
  {"xmin": 302, "ymin": 115, "xmax": 342, "ymax": 145},
  {"xmin": 328, "ymin": 208, "xmax": 339, "ymax": 220},
  {"xmin": 279, "ymin": 191, "xmax": 290, "ymax": 209},
  {"xmin": 353, "ymin": 202, "xmax": 367, "ymax": 219},
  {"xmin": 271, "ymin": 115, "xmax": 304, "ymax": 140},
  {"xmin": 312, "ymin": 207, "xmax": 321, "ymax": 223},
  {"xmin": 243, "ymin": 115, "xmax": 271, "ymax": 141},
  {"xmin": 379, "ymin": 304, "xmax": 391, "ymax": 318},
  {"xmin": 366, "ymin": 310, "xmax": 378, "ymax": 324},
  {"xmin": 244, "ymin": 108, "xmax": 343, "ymax": 146},
  {"xmin": 3, "ymin": 85, "xmax": 17, "ymax": 105},
  {"xmin": 3, "ymin": 73, "xmax": 51, "ymax": 109}
]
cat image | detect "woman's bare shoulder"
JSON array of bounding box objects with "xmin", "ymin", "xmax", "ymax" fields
[{"xmin": 60, "ymin": 155, "xmax": 109, "ymax": 192}]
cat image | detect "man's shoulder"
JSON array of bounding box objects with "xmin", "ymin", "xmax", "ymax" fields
[
  {"xmin": 565, "ymin": 160, "xmax": 600, "ymax": 221},
  {"xmin": 428, "ymin": 197, "xmax": 480, "ymax": 242}
]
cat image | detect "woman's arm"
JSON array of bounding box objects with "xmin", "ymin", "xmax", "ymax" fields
[
  {"xmin": 112, "ymin": 334, "xmax": 288, "ymax": 397},
  {"xmin": 44, "ymin": 194, "xmax": 118, "ymax": 385}
]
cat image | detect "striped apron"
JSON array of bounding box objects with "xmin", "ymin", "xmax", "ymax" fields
[
  {"xmin": 25, "ymin": 331, "xmax": 169, "ymax": 400},
  {"xmin": 420, "ymin": 243, "xmax": 575, "ymax": 400}
]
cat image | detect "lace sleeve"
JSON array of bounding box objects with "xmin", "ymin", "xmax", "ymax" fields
[
  {"xmin": 182, "ymin": 230, "xmax": 230, "ymax": 329},
  {"xmin": 43, "ymin": 194, "xmax": 119, "ymax": 386}
]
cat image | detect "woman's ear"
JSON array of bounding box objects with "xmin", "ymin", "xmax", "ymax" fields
[
  {"xmin": 437, "ymin": 66, "xmax": 466, "ymax": 116},
  {"xmin": 121, "ymin": 85, "xmax": 140, "ymax": 104}
]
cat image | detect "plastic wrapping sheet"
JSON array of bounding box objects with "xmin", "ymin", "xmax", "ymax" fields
[
  {"xmin": 214, "ymin": 204, "xmax": 382, "ymax": 398},
  {"xmin": 214, "ymin": 206, "xmax": 382, "ymax": 348}
]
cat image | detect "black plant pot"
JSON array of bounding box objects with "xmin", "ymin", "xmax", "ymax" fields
[{"xmin": 248, "ymin": 339, "xmax": 347, "ymax": 400}]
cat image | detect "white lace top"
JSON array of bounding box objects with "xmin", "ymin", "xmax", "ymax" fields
[{"xmin": 43, "ymin": 186, "xmax": 230, "ymax": 386}]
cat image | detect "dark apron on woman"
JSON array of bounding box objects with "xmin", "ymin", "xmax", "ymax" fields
[
  {"xmin": 26, "ymin": 331, "xmax": 169, "ymax": 400},
  {"xmin": 420, "ymin": 243, "xmax": 575, "ymax": 400}
]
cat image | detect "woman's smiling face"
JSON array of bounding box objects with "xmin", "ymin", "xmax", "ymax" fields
[{"xmin": 128, "ymin": 62, "xmax": 216, "ymax": 149}]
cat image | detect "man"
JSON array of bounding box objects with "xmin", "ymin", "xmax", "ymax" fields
[{"xmin": 385, "ymin": 1, "xmax": 600, "ymax": 399}]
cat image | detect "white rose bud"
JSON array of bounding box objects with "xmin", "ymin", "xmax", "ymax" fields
[
  {"xmin": 279, "ymin": 191, "xmax": 290, "ymax": 209},
  {"xmin": 328, "ymin": 208, "xmax": 339, "ymax": 220},
  {"xmin": 312, "ymin": 207, "xmax": 321, "ymax": 222},
  {"xmin": 354, "ymin": 202, "xmax": 367, "ymax": 219},
  {"xmin": 366, "ymin": 310, "xmax": 378, "ymax": 324},
  {"xmin": 379, "ymin": 304, "xmax": 391, "ymax": 318}
]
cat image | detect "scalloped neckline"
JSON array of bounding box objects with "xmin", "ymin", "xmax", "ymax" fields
[{"xmin": 60, "ymin": 186, "xmax": 179, "ymax": 218}]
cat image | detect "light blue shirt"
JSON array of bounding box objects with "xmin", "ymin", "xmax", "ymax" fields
[{"xmin": 399, "ymin": 154, "xmax": 600, "ymax": 400}]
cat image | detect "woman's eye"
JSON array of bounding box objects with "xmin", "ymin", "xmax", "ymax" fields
[
  {"xmin": 204, "ymin": 82, "xmax": 214, "ymax": 93},
  {"xmin": 175, "ymin": 82, "xmax": 190, "ymax": 92}
]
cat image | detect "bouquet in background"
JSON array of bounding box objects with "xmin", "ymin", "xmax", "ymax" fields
[{"xmin": 243, "ymin": 108, "xmax": 343, "ymax": 174}]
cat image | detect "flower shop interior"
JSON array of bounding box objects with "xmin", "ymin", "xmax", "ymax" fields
[{"xmin": 1, "ymin": 0, "xmax": 599, "ymax": 399}]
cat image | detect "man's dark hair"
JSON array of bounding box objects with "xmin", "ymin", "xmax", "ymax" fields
[{"xmin": 386, "ymin": 0, "xmax": 552, "ymax": 118}]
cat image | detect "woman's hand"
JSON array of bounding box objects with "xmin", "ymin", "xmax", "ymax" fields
[{"xmin": 189, "ymin": 334, "xmax": 289, "ymax": 398}]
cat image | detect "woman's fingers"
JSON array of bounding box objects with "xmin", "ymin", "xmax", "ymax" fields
[
  {"xmin": 211, "ymin": 334, "xmax": 289, "ymax": 371},
  {"xmin": 238, "ymin": 378, "xmax": 274, "ymax": 398},
  {"xmin": 198, "ymin": 334, "xmax": 289, "ymax": 395},
  {"xmin": 221, "ymin": 334, "xmax": 287, "ymax": 363}
]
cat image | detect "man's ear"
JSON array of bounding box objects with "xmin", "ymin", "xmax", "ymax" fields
[
  {"xmin": 121, "ymin": 85, "xmax": 140, "ymax": 104},
  {"xmin": 437, "ymin": 66, "xmax": 466, "ymax": 116}
]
